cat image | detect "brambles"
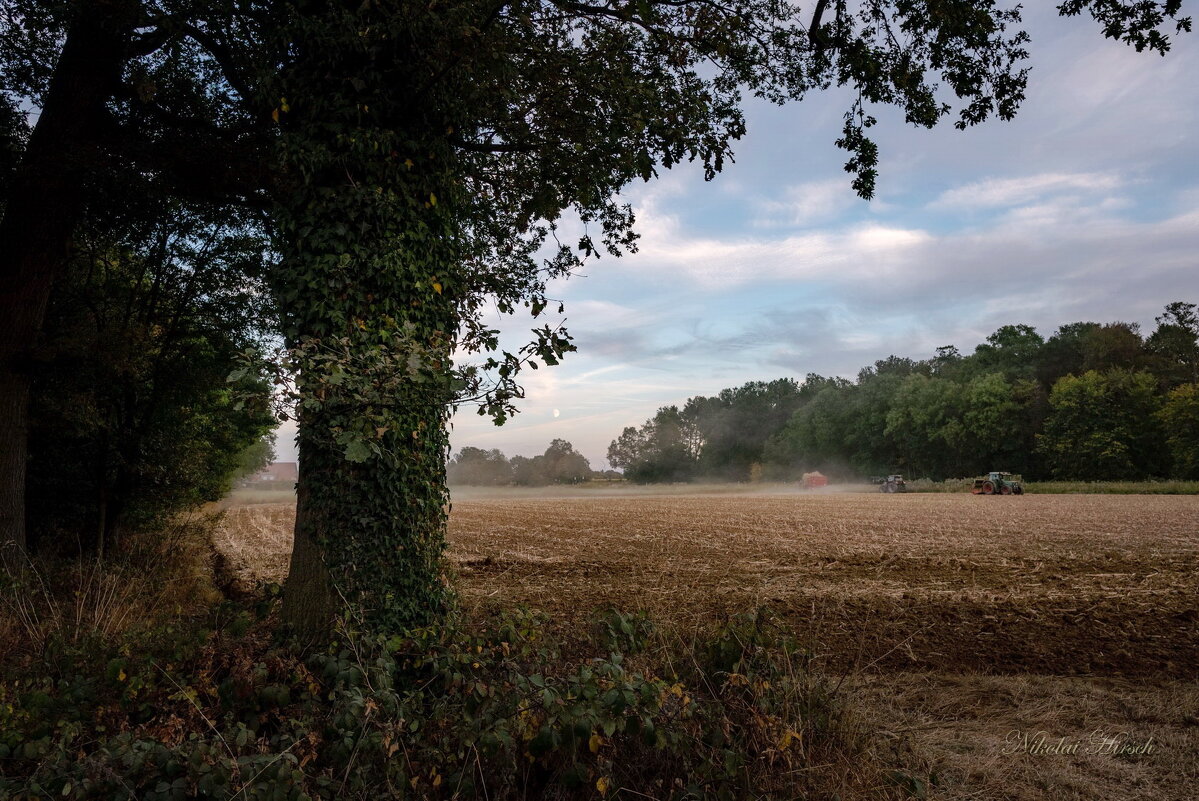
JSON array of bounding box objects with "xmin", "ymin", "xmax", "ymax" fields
[{"xmin": 0, "ymin": 602, "xmax": 881, "ymax": 800}]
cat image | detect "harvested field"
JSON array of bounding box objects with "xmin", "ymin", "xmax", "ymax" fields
[
  {"xmin": 211, "ymin": 504, "xmax": 294, "ymax": 590},
  {"xmin": 217, "ymin": 492, "xmax": 1199, "ymax": 676},
  {"xmin": 216, "ymin": 491, "xmax": 1199, "ymax": 800},
  {"xmin": 448, "ymin": 493, "xmax": 1199, "ymax": 678}
]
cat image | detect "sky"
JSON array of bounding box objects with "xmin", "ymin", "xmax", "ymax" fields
[{"xmin": 278, "ymin": 7, "xmax": 1199, "ymax": 469}]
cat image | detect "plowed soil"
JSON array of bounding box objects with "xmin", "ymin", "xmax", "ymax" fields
[{"xmin": 448, "ymin": 493, "xmax": 1199, "ymax": 678}]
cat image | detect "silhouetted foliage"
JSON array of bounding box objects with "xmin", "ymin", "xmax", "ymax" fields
[{"xmin": 26, "ymin": 198, "xmax": 276, "ymax": 555}]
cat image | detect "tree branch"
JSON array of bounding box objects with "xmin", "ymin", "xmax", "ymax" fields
[{"xmin": 178, "ymin": 22, "xmax": 257, "ymax": 110}]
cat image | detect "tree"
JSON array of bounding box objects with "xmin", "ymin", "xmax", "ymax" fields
[
  {"xmin": 612, "ymin": 381, "xmax": 825, "ymax": 483},
  {"xmin": 1035, "ymin": 321, "xmax": 1100, "ymax": 388},
  {"xmin": 1146, "ymin": 301, "xmax": 1199, "ymax": 388},
  {"xmin": 508, "ymin": 455, "xmax": 544, "ymax": 487},
  {"xmin": 608, "ymin": 405, "xmax": 699, "ymax": 482},
  {"xmin": 764, "ymin": 381, "xmax": 858, "ymax": 477},
  {"xmin": 233, "ymin": 436, "xmax": 278, "ymax": 484},
  {"xmin": 542, "ymin": 439, "xmax": 592, "ymax": 484},
  {"xmin": 972, "ymin": 324, "xmax": 1045, "ymax": 379},
  {"xmin": 961, "ymin": 372, "xmax": 1043, "ymax": 476},
  {"xmin": 607, "ymin": 426, "xmax": 649, "ymax": 473},
  {"xmin": 1157, "ymin": 383, "xmax": 1199, "ymax": 479},
  {"xmin": 930, "ymin": 345, "xmax": 965, "ymax": 379},
  {"xmin": 1037, "ymin": 370, "xmax": 1166, "ymax": 480},
  {"xmin": 447, "ymin": 447, "xmax": 514, "ymax": 486},
  {"xmin": 885, "ymin": 374, "xmax": 968, "ymax": 478},
  {"xmin": 1080, "ymin": 321, "xmax": 1144, "ymax": 373},
  {"xmin": 3, "ymin": 0, "xmax": 1192, "ymax": 628},
  {"xmin": 841, "ymin": 370, "xmax": 907, "ymax": 473},
  {"xmin": 0, "ymin": 0, "xmax": 273, "ymax": 562},
  {"xmin": 486, "ymin": 440, "xmax": 593, "ymax": 485},
  {"xmin": 25, "ymin": 203, "xmax": 276, "ymax": 555},
  {"xmin": 861, "ymin": 355, "xmax": 924, "ymax": 381},
  {"xmin": 690, "ymin": 380, "xmax": 804, "ymax": 480}
]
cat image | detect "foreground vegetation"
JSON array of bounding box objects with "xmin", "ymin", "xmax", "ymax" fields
[{"xmin": 1, "ymin": 517, "xmax": 911, "ymax": 801}]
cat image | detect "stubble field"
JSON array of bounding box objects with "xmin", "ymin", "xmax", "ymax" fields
[
  {"xmin": 448, "ymin": 492, "xmax": 1199, "ymax": 677},
  {"xmin": 216, "ymin": 490, "xmax": 1199, "ymax": 799}
]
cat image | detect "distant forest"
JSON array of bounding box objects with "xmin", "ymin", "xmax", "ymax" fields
[
  {"xmin": 447, "ymin": 439, "xmax": 621, "ymax": 486},
  {"xmin": 607, "ymin": 302, "xmax": 1199, "ymax": 483}
]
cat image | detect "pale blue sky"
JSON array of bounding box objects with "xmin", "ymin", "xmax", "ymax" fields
[{"xmin": 281, "ymin": 8, "xmax": 1199, "ymax": 468}]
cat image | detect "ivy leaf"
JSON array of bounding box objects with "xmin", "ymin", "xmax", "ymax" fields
[{"xmin": 343, "ymin": 439, "xmax": 372, "ymax": 463}]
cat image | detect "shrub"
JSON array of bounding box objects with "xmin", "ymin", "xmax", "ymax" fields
[{"xmin": 0, "ymin": 600, "xmax": 885, "ymax": 800}]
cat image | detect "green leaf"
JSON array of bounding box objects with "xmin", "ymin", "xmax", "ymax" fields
[{"xmin": 343, "ymin": 439, "xmax": 372, "ymax": 463}]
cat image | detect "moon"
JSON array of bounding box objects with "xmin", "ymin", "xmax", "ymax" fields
[{"xmin": 552, "ymin": 408, "xmax": 560, "ymax": 418}]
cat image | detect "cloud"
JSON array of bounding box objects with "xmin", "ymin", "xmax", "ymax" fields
[
  {"xmin": 449, "ymin": 166, "xmax": 1199, "ymax": 467},
  {"xmin": 930, "ymin": 172, "xmax": 1123, "ymax": 210},
  {"xmin": 632, "ymin": 205, "xmax": 933, "ymax": 289},
  {"xmin": 445, "ymin": 14, "xmax": 1199, "ymax": 469},
  {"xmin": 751, "ymin": 179, "xmax": 862, "ymax": 227},
  {"xmin": 579, "ymin": 178, "xmax": 1199, "ymax": 380}
]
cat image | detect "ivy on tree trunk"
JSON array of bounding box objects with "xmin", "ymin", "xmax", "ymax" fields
[{"xmin": 269, "ymin": 24, "xmax": 461, "ymax": 628}]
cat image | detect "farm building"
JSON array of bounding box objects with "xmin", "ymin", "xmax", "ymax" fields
[{"xmin": 254, "ymin": 462, "xmax": 298, "ymax": 483}]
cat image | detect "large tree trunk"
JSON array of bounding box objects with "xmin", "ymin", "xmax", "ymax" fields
[
  {"xmin": 282, "ymin": 387, "xmax": 451, "ymax": 634},
  {"xmin": 275, "ymin": 180, "xmax": 457, "ymax": 635},
  {"xmin": 273, "ymin": 1, "xmax": 460, "ymax": 635},
  {"xmin": 281, "ymin": 462, "xmax": 334, "ymax": 636},
  {"xmin": 0, "ymin": 0, "xmax": 136, "ymax": 563}
]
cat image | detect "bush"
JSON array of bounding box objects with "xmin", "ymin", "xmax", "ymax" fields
[{"xmin": 0, "ymin": 596, "xmax": 890, "ymax": 800}]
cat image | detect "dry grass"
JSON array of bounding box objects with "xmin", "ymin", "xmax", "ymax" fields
[
  {"xmin": 1, "ymin": 513, "xmax": 223, "ymax": 665},
  {"xmin": 215, "ymin": 489, "xmax": 1199, "ymax": 800}
]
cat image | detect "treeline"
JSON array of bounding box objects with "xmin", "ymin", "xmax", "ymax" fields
[
  {"xmin": 608, "ymin": 304, "xmax": 1199, "ymax": 483},
  {"xmin": 448, "ymin": 439, "xmax": 620, "ymax": 486},
  {"xmin": 10, "ymin": 151, "xmax": 277, "ymax": 555}
]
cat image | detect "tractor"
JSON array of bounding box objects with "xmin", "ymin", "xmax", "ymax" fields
[
  {"xmin": 872, "ymin": 474, "xmax": 907, "ymax": 493},
  {"xmin": 971, "ymin": 471, "xmax": 1024, "ymax": 495}
]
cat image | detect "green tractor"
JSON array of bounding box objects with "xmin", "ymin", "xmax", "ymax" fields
[
  {"xmin": 871, "ymin": 474, "xmax": 907, "ymax": 493},
  {"xmin": 971, "ymin": 471, "xmax": 1024, "ymax": 495}
]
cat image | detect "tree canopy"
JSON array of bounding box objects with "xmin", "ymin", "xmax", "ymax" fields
[{"xmin": 613, "ymin": 303, "xmax": 1198, "ymax": 482}]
